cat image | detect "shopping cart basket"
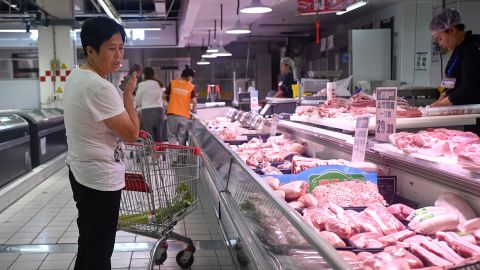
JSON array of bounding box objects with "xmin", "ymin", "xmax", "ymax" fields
[{"xmin": 118, "ymin": 131, "xmax": 201, "ymax": 269}]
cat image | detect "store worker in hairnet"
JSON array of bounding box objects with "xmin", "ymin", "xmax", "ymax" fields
[
  {"xmin": 430, "ymin": 8, "xmax": 480, "ymax": 108},
  {"xmin": 274, "ymin": 57, "xmax": 297, "ymax": 98}
]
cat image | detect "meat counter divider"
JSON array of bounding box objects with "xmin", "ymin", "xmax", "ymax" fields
[
  {"xmin": 272, "ymin": 120, "xmax": 480, "ymax": 211},
  {"xmin": 190, "ymin": 119, "xmax": 352, "ymax": 270}
]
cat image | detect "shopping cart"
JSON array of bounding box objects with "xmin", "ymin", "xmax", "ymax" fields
[{"xmin": 118, "ymin": 131, "xmax": 201, "ymax": 269}]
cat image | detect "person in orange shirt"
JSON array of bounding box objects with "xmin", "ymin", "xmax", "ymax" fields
[{"xmin": 165, "ymin": 65, "xmax": 197, "ymax": 145}]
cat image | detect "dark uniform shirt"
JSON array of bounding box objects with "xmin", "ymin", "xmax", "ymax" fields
[
  {"xmin": 445, "ymin": 31, "xmax": 480, "ymax": 105},
  {"xmin": 278, "ymin": 72, "xmax": 294, "ymax": 98}
]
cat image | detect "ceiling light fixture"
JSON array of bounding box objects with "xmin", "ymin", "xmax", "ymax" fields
[
  {"xmin": 336, "ymin": 1, "xmax": 367, "ymax": 15},
  {"xmin": 207, "ymin": 20, "xmax": 219, "ymax": 53},
  {"xmin": 197, "ymin": 38, "xmax": 210, "ymax": 65},
  {"xmin": 196, "ymin": 58, "xmax": 210, "ymax": 65},
  {"xmin": 226, "ymin": 0, "xmax": 251, "ymax": 34},
  {"xmin": 213, "ymin": 4, "xmax": 232, "ymax": 57},
  {"xmin": 203, "ymin": 30, "xmax": 217, "ymax": 58},
  {"xmin": 240, "ymin": 0, "xmax": 272, "ymax": 14},
  {"xmin": 97, "ymin": 0, "xmax": 123, "ymax": 24}
]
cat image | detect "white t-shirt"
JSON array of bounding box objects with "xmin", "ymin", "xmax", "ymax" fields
[
  {"xmin": 64, "ymin": 68, "xmax": 126, "ymax": 191},
  {"xmin": 135, "ymin": 80, "xmax": 164, "ymax": 109}
]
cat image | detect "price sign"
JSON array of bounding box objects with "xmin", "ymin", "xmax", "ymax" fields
[
  {"xmin": 270, "ymin": 114, "xmax": 279, "ymax": 137},
  {"xmin": 375, "ymin": 87, "xmax": 397, "ymax": 142},
  {"xmin": 352, "ymin": 115, "xmax": 370, "ymax": 162},
  {"xmin": 250, "ymin": 89, "xmax": 260, "ymax": 111}
]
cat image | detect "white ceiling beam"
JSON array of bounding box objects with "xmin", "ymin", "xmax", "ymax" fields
[{"xmin": 177, "ymin": 0, "xmax": 202, "ymax": 47}]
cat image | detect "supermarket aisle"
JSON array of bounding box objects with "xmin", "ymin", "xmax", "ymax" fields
[{"xmin": 0, "ymin": 166, "xmax": 233, "ymax": 270}]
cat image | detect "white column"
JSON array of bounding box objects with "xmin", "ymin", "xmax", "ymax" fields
[{"xmin": 37, "ymin": 0, "xmax": 75, "ymax": 109}]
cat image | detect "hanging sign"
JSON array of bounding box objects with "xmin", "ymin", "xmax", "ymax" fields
[
  {"xmin": 375, "ymin": 87, "xmax": 397, "ymax": 142},
  {"xmin": 297, "ymin": 0, "xmax": 358, "ymax": 15}
]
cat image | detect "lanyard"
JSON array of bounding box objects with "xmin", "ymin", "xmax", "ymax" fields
[{"xmin": 447, "ymin": 57, "xmax": 457, "ymax": 77}]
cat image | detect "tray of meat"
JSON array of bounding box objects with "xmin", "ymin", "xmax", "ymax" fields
[{"xmin": 243, "ymin": 132, "xmax": 282, "ymax": 140}]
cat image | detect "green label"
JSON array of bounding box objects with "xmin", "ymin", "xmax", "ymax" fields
[{"xmin": 308, "ymin": 170, "xmax": 366, "ymax": 192}]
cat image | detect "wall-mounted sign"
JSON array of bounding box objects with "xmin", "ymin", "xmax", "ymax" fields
[{"xmin": 415, "ymin": 52, "xmax": 428, "ymax": 70}]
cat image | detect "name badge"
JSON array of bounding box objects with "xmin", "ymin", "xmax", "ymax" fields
[{"xmin": 441, "ymin": 77, "xmax": 456, "ymax": 89}]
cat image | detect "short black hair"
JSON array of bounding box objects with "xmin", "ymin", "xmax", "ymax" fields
[
  {"xmin": 181, "ymin": 65, "xmax": 195, "ymax": 78},
  {"xmin": 80, "ymin": 17, "xmax": 126, "ymax": 56},
  {"xmin": 143, "ymin": 67, "xmax": 155, "ymax": 80}
]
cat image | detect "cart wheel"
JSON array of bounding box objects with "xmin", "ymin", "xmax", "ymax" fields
[
  {"xmin": 154, "ymin": 250, "xmax": 167, "ymax": 265},
  {"xmin": 176, "ymin": 250, "xmax": 194, "ymax": 269}
]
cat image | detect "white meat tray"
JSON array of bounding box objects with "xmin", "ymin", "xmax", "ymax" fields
[{"xmin": 290, "ymin": 114, "xmax": 480, "ymax": 132}]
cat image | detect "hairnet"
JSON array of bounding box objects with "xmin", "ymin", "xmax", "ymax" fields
[
  {"xmin": 429, "ymin": 8, "xmax": 462, "ymax": 34},
  {"xmin": 280, "ymin": 57, "xmax": 295, "ymax": 68}
]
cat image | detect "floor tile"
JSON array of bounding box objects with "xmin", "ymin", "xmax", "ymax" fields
[
  {"xmin": 7, "ymin": 260, "xmax": 42, "ymax": 270},
  {"xmin": 38, "ymin": 260, "xmax": 73, "ymax": 270},
  {"xmin": 110, "ymin": 259, "xmax": 131, "ymax": 268},
  {"xmin": 0, "ymin": 253, "xmax": 19, "ymax": 262},
  {"xmin": 16, "ymin": 253, "xmax": 48, "ymax": 261},
  {"xmin": 45, "ymin": 253, "xmax": 76, "ymax": 261}
]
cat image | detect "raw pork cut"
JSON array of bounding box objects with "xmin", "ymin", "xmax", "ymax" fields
[
  {"xmin": 387, "ymin": 204, "xmax": 415, "ymax": 221},
  {"xmin": 410, "ymin": 244, "xmax": 453, "ymax": 267},
  {"xmin": 318, "ymin": 231, "xmax": 346, "ymax": 248},
  {"xmin": 364, "ymin": 203, "xmax": 406, "ymax": 235},
  {"xmin": 434, "ymin": 192, "xmax": 477, "ymax": 223},
  {"xmin": 263, "ymin": 176, "xmax": 280, "ymax": 190},
  {"xmin": 349, "ymin": 232, "xmax": 384, "ymax": 248},
  {"xmin": 278, "ymin": 181, "xmax": 307, "ymax": 200}
]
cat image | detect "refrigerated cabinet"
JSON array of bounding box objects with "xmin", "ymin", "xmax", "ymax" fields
[
  {"xmin": 191, "ymin": 108, "xmax": 480, "ymax": 269},
  {"xmin": 0, "ymin": 109, "xmax": 67, "ymax": 168},
  {"xmin": 0, "ymin": 114, "xmax": 31, "ymax": 188}
]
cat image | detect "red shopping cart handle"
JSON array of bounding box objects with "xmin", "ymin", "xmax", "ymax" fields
[{"xmin": 124, "ymin": 172, "xmax": 151, "ymax": 193}]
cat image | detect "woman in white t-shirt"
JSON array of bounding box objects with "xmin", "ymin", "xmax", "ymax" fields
[
  {"xmin": 63, "ymin": 17, "xmax": 139, "ymax": 270},
  {"xmin": 135, "ymin": 67, "xmax": 166, "ymax": 142}
]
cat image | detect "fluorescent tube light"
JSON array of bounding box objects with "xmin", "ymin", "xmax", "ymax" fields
[{"xmin": 336, "ymin": 1, "xmax": 367, "ymax": 15}]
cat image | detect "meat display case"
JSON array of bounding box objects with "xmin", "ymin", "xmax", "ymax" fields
[
  {"xmin": 190, "ymin": 117, "xmax": 351, "ymax": 270},
  {"xmin": 191, "ymin": 107, "xmax": 480, "ymax": 269}
]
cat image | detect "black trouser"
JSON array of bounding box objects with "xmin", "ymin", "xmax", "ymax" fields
[{"xmin": 69, "ymin": 168, "xmax": 122, "ymax": 270}]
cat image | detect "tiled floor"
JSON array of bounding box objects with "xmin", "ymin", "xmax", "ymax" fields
[{"xmin": 0, "ymin": 167, "xmax": 234, "ymax": 270}]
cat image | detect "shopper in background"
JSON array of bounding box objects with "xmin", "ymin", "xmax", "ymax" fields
[
  {"xmin": 273, "ymin": 57, "xmax": 296, "ymax": 98},
  {"xmin": 64, "ymin": 17, "xmax": 140, "ymax": 270},
  {"xmin": 165, "ymin": 65, "xmax": 197, "ymax": 145},
  {"xmin": 430, "ymin": 8, "xmax": 480, "ymax": 107},
  {"xmin": 135, "ymin": 67, "xmax": 166, "ymax": 142}
]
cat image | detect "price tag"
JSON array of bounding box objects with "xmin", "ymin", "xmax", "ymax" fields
[
  {"xmin": 352, "ymin": 115, "xmax": 370, "ymax": 162},
  {"xmin": 231, "ymin": 110, "xmax": 240, "ymax": 120},
  {"xmin": 270, "ymin": 114, "xmax": 279, "ymax": 137},
  {"xmin": 235, "ymin": 135, "xmax": 248, "ymax": 141},
  {"xmin": 226, "ymin": 108, "xmax": 233, "ymax": 118},
  {"xmin": 258, "ymin": 118, "xmax": 266, "ymax": 131},
  {"xmin": 375, "ymin": 87, "xmax": 397, "ymax": 142},
  {"xmin": 239, "ymin": 112, "xmax": 247, "ymax": 122},
  {"xmin": 250, "ymin": 89, "xmax": 260, "ymax": 111},
  {"xmin": 327, "ymin": 82, "xmax": 336, "ymax": 102},
  {"xmin": 251, "ymin": 115, "xmax": 260, "ymax": 128}
]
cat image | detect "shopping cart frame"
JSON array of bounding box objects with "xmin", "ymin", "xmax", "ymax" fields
[{"xmin": 118, "ymin": 131, "xmax": 201, "ymax": 269}]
